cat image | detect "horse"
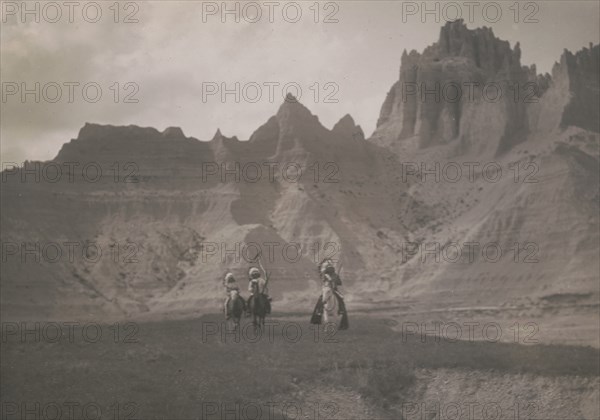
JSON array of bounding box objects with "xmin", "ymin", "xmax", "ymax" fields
[
  {"xmin": 322, "ymin": 284, "xmax": 340, "ymax": 325},
  {"xmin": 225, "ymin": 290, "xmax": 245, "ymax": 330},
  {"xmin": 310, "ymin": 282, "xmax": 348, "ymax": 330},
  {"xmin": 248, "ymin": 293, "xmax": 269, "ymax": 331}
]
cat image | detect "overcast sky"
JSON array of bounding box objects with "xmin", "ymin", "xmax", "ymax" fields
[{"xmin": 1, "ymin": 0, "xmax": 599, "ymax": 164}]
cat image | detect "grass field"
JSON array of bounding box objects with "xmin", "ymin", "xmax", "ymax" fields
[{"xmin": 2, "ymin": 314, "xmax": 599, "ymax": 419}]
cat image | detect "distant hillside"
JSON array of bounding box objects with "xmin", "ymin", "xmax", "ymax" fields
[{"xmin": 1, "ymin": 21, "xmax": 598, "ymax": 320}]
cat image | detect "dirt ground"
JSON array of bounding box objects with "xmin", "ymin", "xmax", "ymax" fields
[{"xmin": 2, "ymin": 313, "xmax": 598, "ymax": 419}]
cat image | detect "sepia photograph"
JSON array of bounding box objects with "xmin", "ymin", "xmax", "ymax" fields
[{"xmin": 1, "ymin": 1, "xmax": 599, "ymax": 419}]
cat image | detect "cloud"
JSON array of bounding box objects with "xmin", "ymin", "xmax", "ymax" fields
[{"xmin": 1, "ymin": 1, "xmax": 598, "ymax": 163}]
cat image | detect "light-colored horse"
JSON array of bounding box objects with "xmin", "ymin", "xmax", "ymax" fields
[{"xmin": 322, "ymin": 284, "xmax": 341, "ymax": 325}]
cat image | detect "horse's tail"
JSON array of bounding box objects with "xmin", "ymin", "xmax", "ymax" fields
[
  {"xmin": 335, "ymin": 292, "xmax": 349, "ymax": 330},
  {"xmin": 231, "ymin": 295, "xmax": 244, "ymax": 319},
  {"xmin": 260, "ymin": 294, "xmax": 269, "ymax": 318}
]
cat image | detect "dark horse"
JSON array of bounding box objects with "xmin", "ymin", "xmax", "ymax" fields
[
  {"xmin": 225, "ymin": 291, "xmax": 245, "ymax": 330},
  {"xmin": 248, "ymin": 293, "xmax": 269, "ymax": 331}
]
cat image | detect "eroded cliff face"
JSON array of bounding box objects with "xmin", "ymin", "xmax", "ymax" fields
[
  {"xmin": 557, "ymin": 44, "xmax": 600, "ymax": 133},
  {"xmin": 2, "ymin": 22, "xmax": 598, "ymax": 321},
  {"xmin": 1, "ymin": 98, "xmax": 427, "ymax": 320},
  {"xmin": 366, "ymin": 21, "xmax": 599, "ymax": 309},
  {"xmin": 371, "ymin": 20, "xmax": 597, "ymax": 157}
]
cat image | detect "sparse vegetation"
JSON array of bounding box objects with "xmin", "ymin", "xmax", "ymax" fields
[{"xmin": 3, "ymin": 315, "xmax": 598, "ymax": 419}]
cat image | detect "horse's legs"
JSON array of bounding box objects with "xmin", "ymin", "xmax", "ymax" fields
[
  {"xmin": 323, "ymin": 292, "xmax": 331, "ymax": 324},
  {"xmin": 322, "ymin": 289, "xmax": 340, "ymax": 327},
  {"xmin": 253, "ymin": 314, "xmax": 259, "ymax": 332}
]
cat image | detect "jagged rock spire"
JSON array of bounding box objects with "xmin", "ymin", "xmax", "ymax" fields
[
  {"xmin": 332, "ymin": 114, "xmax": 365, "ymax": 140},
  {"xmin": 212, "ymin": 129, "xmax": 223, "ymax": 140}
]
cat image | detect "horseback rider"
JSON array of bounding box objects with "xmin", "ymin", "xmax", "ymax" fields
[
  {"xmin": 310, "ymin": 258, "xmax": 349, "ymax": 329},
  {"xmin": 247, "ymin": 266, "xmax": 271, "ymax": 315},
  {"xmin": 320, "ymin": 259, "xmax": 343, "ymax": 293},
  {"xmin": 223, "ymin": 272, "xmax": 245, "ymax": 315}
]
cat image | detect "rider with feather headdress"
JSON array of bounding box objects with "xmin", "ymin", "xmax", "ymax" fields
[
  {"xmin": 310, "ymin": 258, "xmax": 349, "ymax": 329},
  {"xmin": 223, "ymin": 271, "xmax": 245, "ymax": 316},
  {"xmin": 247, "ymin": 266, "xmax": 272, "ymax": 315}
]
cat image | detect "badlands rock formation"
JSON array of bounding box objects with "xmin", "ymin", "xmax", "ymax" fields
[
  {"xmin": 372, "ymin": 20, "xmax": 597, "ymax": 156},
  {"xmin": 1, "ymin": 96, "xmax": 422, "ymax": 319},
  {"xmin": 1, "ymin": 21, "xmax": 598, "ymax": 320},
  {"xmin": 368, "ymin": 20, "xmax": 599, "ymax": 308}
]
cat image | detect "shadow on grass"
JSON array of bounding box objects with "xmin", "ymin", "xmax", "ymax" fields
[{"xmin": 1, "ymin": 314, "xmax": 598, "ymax": 419}]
